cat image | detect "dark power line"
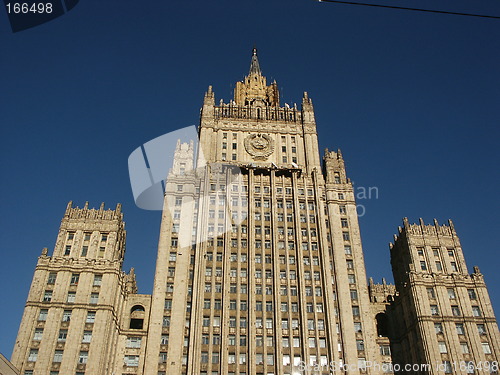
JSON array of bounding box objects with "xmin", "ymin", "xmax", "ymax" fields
[{"xmin": 318, "ymin": 0, "xmax": 500, "ymax": 19}]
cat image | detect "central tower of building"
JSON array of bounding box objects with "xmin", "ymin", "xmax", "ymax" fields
[{"xmin": 143, "ymin": 49, "xmax": 382, "ymax": 375}]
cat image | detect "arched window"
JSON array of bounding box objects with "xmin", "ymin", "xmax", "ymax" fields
[
  {"xmin": 376, "ymin": 313, "xmax": 389, "ymax": 337},
  {"xmin": 130, "ymin": 305, "xmax": 145, "ymax": 329},
  {"xmin": 131, "ymin": 305, "xmax": 145, "ymax": 312}
]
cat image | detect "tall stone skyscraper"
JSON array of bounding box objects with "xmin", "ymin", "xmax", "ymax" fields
[
  {"xmin": 388, "ymin": 219, "xmax": 500, "ymax": 374},
  {"xmin": 10, "ymin": 49, "xmax": 499, "ymax": 375},
  {"xmin": 142, "ymin": 47, "xmax": 382, "ymax": 374}
]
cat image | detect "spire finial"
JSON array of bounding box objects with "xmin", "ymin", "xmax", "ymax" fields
[{"xmin": 249, "ymin": 47, "xmax": 262, "ymax": 75}]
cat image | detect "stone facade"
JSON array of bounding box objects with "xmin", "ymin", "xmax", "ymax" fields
[
  {"xmin": 0, "ymin": 353, "xmax": 19, "ymax": 375},
  {"xmin": 387, "ymin": 219, "xmax": 500, "ymax": 374},
  {"xmin": 11, "ymin": 50, "xmax": 499, "ymax": 375}
]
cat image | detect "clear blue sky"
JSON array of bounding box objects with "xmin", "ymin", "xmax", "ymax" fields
[{"xmin": 1, "ymin": 0, "xmax": 499, "ymax": 358}]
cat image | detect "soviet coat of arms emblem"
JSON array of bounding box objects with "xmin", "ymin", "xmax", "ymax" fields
[{"xmin": 244, "ymin": 134, "xmax": 274, "ymax": 160}]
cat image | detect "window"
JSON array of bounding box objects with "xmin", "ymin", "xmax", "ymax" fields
[
  {"xmin": 28, "ymin": 349, "xmax": 38, "ymax": 362},
  {"xmin": 64, "ymin": 245, "xmax": 71, "ymax": 256},
  {"xmin": 456, "ymin": 323, "xmax": 465, "ymax": 335},
  {"xmin": 201, "ymin": 352, "xmax": 209, "ymax": 363},
  {"xmin": 438, "ymin": 342, "xmax": 447, "ymax": 353},
  {"xmin": 308, "ymin": 338, "xmax": 316, "ymax": 348},
  {"xmin": 430, "ymin": 305, "xmax": 439, "ymax": 316},
  {"xmin": 70, "ymin": 273, "xmax": 79, "ymax": 285},
  {"xmin": 356, "ymin": 340, "xmax": 365, "ymax": 351},
  {"xmin": 435, "ymin": 323, "xmax": 443, "ymax": 334},
  {"xmin": 420, "ymin": 261, "xmax": 427, "ymax": 271},
  {"xmin": 427, "ymin": 288, "xmax": 436, "ymax": 299},
  {"xmin": 212, "ymin": 352, "xmax": 220, "ymax": 364},
  {"xmin": 214, "ymin": 316, "xmax": 221, "ymax": 327},
  {"xmin": 67, "ymin": 292, "xmax": 76, "ymax": 303},
  {"xmin": 159, "ymin": 352, "xmax": 167, "ymax": 363},
  {"xmin": 168, "ymin": 267, "xmax": 175, "ymax": 277},
  {"xmin": 212, "ymin": 334, "xmax": 220, "ymax": 345},
  {"xmin": 266, "ymin": 318, "xmax": 273, "ymax": 329},
  {"xmin": 43, "ymin": 290, "xmax": 52, "ymax": 302},
  {"xmin": 266, "ymin": 354, "xmax": 274, "ymax": 365},
  {"xmin": 465, "ymin": 361, "xmax": 475, "ymax": 374},
  {"xmin": 482, "ymin": 342, "xmax": 492, "ymax": 354},
  {"xmin": 62, "ymin": 310, "xmax": 72, "ymax": 322},
  {"xmin": 256, "ymin": 353, "xmax": 264, "ymax": 365},
  {"xmin": 165, "ymin": 299, "xmax": 173, "ymax": 310},
  {"xmin": 90, "ymin": 293, "xmax": 99, "ymax": 304},
  {"xmin": 451, "ymin": 305, "xmax": 461, "ymax": 316},
  {"xmin": 123, "ymin": 355, "xmax": 138, "ymax": 366},
  {"xmin": 33, "ymin": 328, "xmax": 43, "ymax": 341},
  {"xmin": 79, "ymin": 351, "xmax": 89, "ymax": 364},
  {"xmin": 47, "ymin": 272, "xmax": 57, "ymax": 284},
  {"xmin": 468, "ymin": 289, "xmax": 477, "ymax": 300},
  {"xmin": 127, "ymin": 336, "xmax": 142, "ymax": 348},
  {"xmin": 477, "ymin": 324, "xmax": 486, "ymax": 335},
  {"xmin": 81, "ymin": 246, "xmax": 88, "ymax": 257},
  {"xmin": 447, "ymin": 289, "xmax": 456, "ymax": 299},
  {"xmin": 472, "ymin": 306, "xmax": 481, "ymax": 317},
  {"xmin": 38, "ymin": 309, "xmax": 48, "ymax": 321},
  {"xmin": 461, "ymin": 342, "xmax": 469, "ymax": 354},
  {"xmin": 86, "ymin": 311, "xmax": 96, "ymax": 323},
  {"xmin": 380, "ymin": 345, "xmax": 391, "ymax": 356},
  {"xmin": 93, "ymin": 274, "xmax": 102, "ymax": 286},
  {"xmin": 442, "ymin": 361, "xmax": 452, "ymax": 374},
  {"xmin": 354, "ymin": 322, "xmax": 362, "ymax": 332},
  {"xmin": 82, "ymin": 331, "xmax": 92, "ymax": 343}
]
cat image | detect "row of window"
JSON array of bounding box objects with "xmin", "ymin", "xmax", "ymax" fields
[
  {"xmin": 173, "ymin": 187, "xmax": 316, "ymax": 208},
  {"xmin": 193, "ymin": 238, "xmax": 321, "ymax": 250},
  {"xmin": 43, "ymin": 290, "xmax": 99, "ymax": 304},
  {"xmin": 427, "ymin": 287, "xmax": 478, "ymax": 300},
  {"xmin": 67, "ymin": 231, "xmax": 108, "ymax": 242},
  {"xmin": 434, "ymin": 322, "xmax": 490, "ymax": 336},
  {"xmin": 64, "ymin": 244, "xmax": 107, "ymax": 258},
  {"xmin": 417, "ymin": 247, "xmax": 456, "ymax": 257},
  {"xmin": 33, "ymin": 328, "xmax": 92, "ymax": 344},
  {"xmin": 28, "ymin": 349, "xmax": 88, "ymax": 363},
  {"xmin": 47, "ymin": 272, "xmax": 102, "ymax": 286},
  {"xmin": 438, "ymin": 340, "xmax": 492, "ymax": 355},
  {"xmin": 430, "ymin": 304, "xmax": 483, "ymax": 317},
  {"xmin": 38, "ymin": 309, "xmax": 96, "ymax": 323},
  {"xmin": 420, "ymin": 260, "xmax": 459, "ymax": 272}
]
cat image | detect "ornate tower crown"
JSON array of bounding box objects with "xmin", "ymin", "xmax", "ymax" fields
[{"xmin": 234, "ymin": 48, "xmax": 279, "ymax": 106}]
